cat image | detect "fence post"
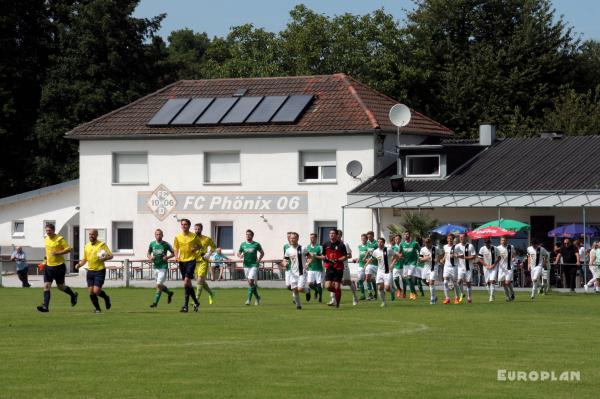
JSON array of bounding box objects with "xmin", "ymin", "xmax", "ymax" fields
[
  {"xmin": 124, "ymin": 259, "xmax": 130, "ymax": 288},
  {"xmin": 0, "ymin": 261, "xmax": 3, "ymax": 287}
]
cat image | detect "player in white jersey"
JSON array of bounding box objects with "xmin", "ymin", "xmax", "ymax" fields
[
  {"xmin": 442, "ymin": 233, "xmax": 460, "ymax": 304},
  {"xmin": 282, "ymin": 232, "xmax": 294, "ymax": 304},
  {"xmin": 584, "ymin": 241, "xmax": 600, "ymax": 293},
  {"xmin": 478, "ymin": 238, "xmax": 500, "ymax": 302},
  {"xmin": 283, "ymin": 232, "xmax": 308, "ymax": 310},
  {"xmin": 419, "ymin": 237, "xmax": 442, "ymax": 304},
  {"xmin": 497, "ymin": 236, "xmax": 517, "ymax": 301},
  {"xmin": 527, "ymin": 239, "xmax": 550, "ymax": 300},
  {"xmin": 371, "ymin": 237, "xmax": 398, "ymax": 307},
  {"xmin": 455, "ymin": 233, "xmax": 476, "ymax": 303},
  {"xmin": 334, "ymin": 230, "xmax": 358, "ymax": 306}
]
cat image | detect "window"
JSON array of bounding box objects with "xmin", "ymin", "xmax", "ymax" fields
[
  {"xmin": 112, "ymin": 222, "xmax": 133, "ymax": 252},
  {"xmin": 406, "ymin": 155, "xmax": 440, "ymax": 177},
  {"xmin": 300, "ymin": 151, "xmax": 336, "ymax": 182},
  {"xmin": 113, "ymin": 153, "xmax": 148, "ymax": 184},
  {"xmin": 205, "ymin": 152, "xmax": 240, "ymax": 184},
  {"xmin": 212, "ymin": 222, "xmax": 233, "ymax": 252},
  {"xmin": 43, "ymin": 220, "xmax": 56, "ymax": 237},
  {"xmin": 12, "ymin": 220, "xmax": 24, "ymax": 238},
  {"xmin": 315, "ymin": 221, "xmax": 337, "ymax": 244}
]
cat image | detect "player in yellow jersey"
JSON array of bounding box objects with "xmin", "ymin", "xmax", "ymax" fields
[
  {"xmin": 75, "ymin": 229, "xmax": 113, "ymax": 313},
  {"xmin": 37, "ymin": 223, "xmax": 78, "ymax": 313},
  {"xmin": 194, "ymin": 223, "xmax": 217, "ymax": 304},
  {"xmin": 174, "ymin": 219, "xmax": 202, "ymax": 313}
]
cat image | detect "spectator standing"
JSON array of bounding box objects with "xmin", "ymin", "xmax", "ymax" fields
[
  {"xmin": 11, "ymin": 246, "xmax": 30, "ymax": 287},
  {"xmin": 555, "ymin": 238, "xmax": 580, "ymax": 292}
]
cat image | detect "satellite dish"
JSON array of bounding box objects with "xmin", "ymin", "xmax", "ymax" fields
[
  {"xmin": 389, "ymin": 104, "xmax": 411, "ymax": 127},
  {"xmin": 346, "ymin": 160, "xmax": 363, "ymax": 178}
]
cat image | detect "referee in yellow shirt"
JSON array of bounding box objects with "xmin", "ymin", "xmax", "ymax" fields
[
  {"xmin": 75, "ymin": 229, "xmax": 113, "ymax": 313},
  {"xmin": 194, "ymin": 223, "xmax": 216, "ymax": 304},
  {"xmin": 37, "ymin": 223, "xmax": 78, "ymax": 313},
  {"xmin": 174, "ymin": 219, "xmax": 202, "ymax": 313}
]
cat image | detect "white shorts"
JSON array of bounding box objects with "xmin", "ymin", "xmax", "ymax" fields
[
  {"xmin": 423, "ymin": 266, "xmax": 438, "ymax": 282},
  {"xmin": 414, "ymin": 267, "xmax": 424, "ymax": 278},
  {"xmin": 288, "ymin": 273, "xmax": 306, "ymax": 290},
  {"xmin": 357, "ymin": 267, "xmax": 365, "ymax": 281},
  {"xmin": 342, "ymin": 265, "xmax": 351, "ymax": 282},
  {"xmin": 443, "ymin": 265, "xmax": 457, "ymax": 280},
  {"xmin": 285, "ymin": 270, "xmax": 291, "ymax": 286},
  {"xmin": 498, "ymin": 266, "xmax": 514, "ymax": 282},
  {"xmin": 593, "ymin": 266, "xmax": 600, "ymax": 279},
  {"xmin": 542, "ymin": 269, "xmax": 549, "ymax": 280},
  {"xmin": 531, "ymin": 266, "xmax": 543, "ymax": 282},
  {"xmin": 404, "ymin": 264, "xmax": 416, "ymax": 277},
  {"xmin": 376, "ymin": 270, "xmax": 392, "ymax": 286},
  {"xmin": 365, "ymin": 265, "xmax": 377, "ymax": 277},
  {"xmin": 307, "ymin": 270, "xmax": 323, "ymax": 284},
  {"xmin": 393, "ymin": 268, "xmax": 403, "ymax": 279},
  {"xmin": 484, "ymin": 267, "xmax": 498, "ymax": 283},
  {"xmin": 155, "ymin": 269, "xmax": 167, "ymax": 285},
  {"xmin": 244, "ymin": 267, "xmax": 258, "ymax": 281},
  {"xmin": 457, "ymin": 268, "xmax": 473, "ymax": 283}
]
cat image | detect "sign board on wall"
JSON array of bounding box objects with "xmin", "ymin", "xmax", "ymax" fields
[{"xmin": 138, "ymin": 184, "xmax": 308, "ymax": 221}]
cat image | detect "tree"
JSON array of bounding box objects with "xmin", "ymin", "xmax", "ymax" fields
[
  {"xmin": 388, "ymin": 212, "xmax": 438, "ymax": 242},
  {"xmin": 542, "ymin": 86, "xmax": 600, "ymax": 135}
]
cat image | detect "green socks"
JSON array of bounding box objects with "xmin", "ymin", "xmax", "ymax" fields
[
  {"xmin": 358, "ymin": 280, "xmax": 365, "ymax": 295},
  {"xmin": 417, "ymin": 278, "xmax": 424, "ymax": 295},
  {"xmin": 153, "ymin": 291, "xmax": 161, "ymax": 304}
]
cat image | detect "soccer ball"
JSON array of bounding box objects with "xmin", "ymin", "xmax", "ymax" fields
[{"xmin": 97, "ymin": 249, "xmax": 107, "ymax": 259}]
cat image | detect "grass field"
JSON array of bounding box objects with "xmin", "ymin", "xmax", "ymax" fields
[{"xmin": 0, "ymin": 287, "xmax": 598, "ymax": 399}]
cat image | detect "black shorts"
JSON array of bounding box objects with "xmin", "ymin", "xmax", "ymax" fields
[
  {"xmin": 179, "ymin": 261, "xmax": 196, "ymax": 280},
  {"xmin": 87, "ymin": 269, "xmax": 106, "ymax": 288},
  {"xmin": 44, "ymin": 264, "xmax": 66, "ymax": 285},
  {"xmin": 325, "ymin": 267, "xmax": 344, "ymax": 282}
]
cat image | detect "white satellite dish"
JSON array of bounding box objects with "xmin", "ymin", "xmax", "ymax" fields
[
  {"xmin": 346, "ymin": 160, "xmax": 363, "ymax": 178},
  {"xmin": 389, "ymin": 104, "xmax": 411, "ymax": 127}
]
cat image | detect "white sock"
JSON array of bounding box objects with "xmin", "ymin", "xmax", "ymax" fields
[
  {"xmin": 379, "ymin": 289, "xmax": 386, "ymax": 304},
  {"xmin": 429, "ymin": 284, "xmax": 435, "ymax": 299},
  {"xmin": 531, "ymin": 281, "xmax": 538, "ymax": 297},
  {"xmin": 458, "ymin": 283, "xmax": 464, "ymax": 296},
  {"xmin": 350, "ymin": 282, "xmax": 358, "ymax": 300},
  {"xmin": 293, "ymin": 291, "xmax": 300, "ymax": 307},
  {"xmin": 490, "ymin": 284, "xmax": 495, "ymax": 297},
  {"xmin": 443, "ymin": 280, "xmax": 450, "ymax": 298},
  {"xmin": 587, "ymin": 278, "xmax": 595, "ymax": 287},
  {"xmin": 467, "ymin": 285, "xmax": 472, "ymax": 299},
  {"xmin": 454, "ymin": 285, "xmax": 460, "ymax": 298}
]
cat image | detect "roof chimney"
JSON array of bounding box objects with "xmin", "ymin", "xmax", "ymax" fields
[
  {"xmin": 540, "ymin": 131, "xmax": 563, "ymax": 140},
  {"xmin": 479, "ymin": 124, "xmax": 496, "ymax": 146}
]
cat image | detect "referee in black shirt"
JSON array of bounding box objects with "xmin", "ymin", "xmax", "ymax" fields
[{"xmin": 555, "ymin": 238, "xmax": 580, "ymax": 292}]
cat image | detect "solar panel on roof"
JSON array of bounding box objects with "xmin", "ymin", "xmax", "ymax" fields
[
  {"xmin": 170, "ymin": 98, "xmax": 214, "ymax": 125},
  {"xmin": 221, "ymin": 96, "xmax": 264, "ymax": 124},
  {"xmin": 245, "ymin": 96, "xmax": 288, "ymax": 123},
  {"xmin": 147, "ymin": 98, "xmax": 190, "ymax": 125},
  {"xmin": 195, "ymin": 97, "xmax": 239, "ymax": 125},
  {"xmin": 271, "ymin": 94, "xmax": 314, "ymax": 123}
]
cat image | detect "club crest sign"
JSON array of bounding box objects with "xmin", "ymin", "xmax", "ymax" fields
[{"xmin": 139, "ymin": 185, "xmax": 308, "ymax": 220}]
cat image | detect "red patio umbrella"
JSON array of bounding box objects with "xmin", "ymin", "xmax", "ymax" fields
[{"xmin": 468, "ymin": 226, "xmax": 517, "ymax": 240}]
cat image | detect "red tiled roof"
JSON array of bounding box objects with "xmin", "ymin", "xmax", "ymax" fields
[{"xmin": 65, "ymin": 74, "xmax": 452, "ymax": 139}]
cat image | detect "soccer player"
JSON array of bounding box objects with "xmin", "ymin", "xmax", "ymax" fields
[
  {"xmin": 456, "ymin": 233, "xmax": 476, "ymax": 303},
  {"xmin": 75, "ymin": 229, "xmax": 113, "ymax": 313},
  {"xmin": 238, "ymin": 229, "xmax": 264, "ymax": 305},
  {"xmin": 585, "ymin": 241, "xmax": 600, "ymax": 293},
  {"xmin": 400, "ymin": 231, "xmax": 421, "ymax": 300},
  {"xmin": 442, "ymin": 233, "xmax": 460, "ymax": 304},
  {"xmin": 306, "ymin": 233, "xmax": 324, "ymax": 302},
  {"xmin": 354, "ymin": 234, "xmax": 370, "ymax": 300},
  {"xmin": 371, "ymin": 237, "xmax": 397, "ymax": 307},
  {"xmin": 37, "ymin": 223, "xmax": 78, "ymax": 312},
  {"xmin": 478, "ymin": 238, "xmax": 500, "ymax": 302},
  {"xmin": 147, "ymin": 229, "xmax": 175, "ymax": 308},
  {"xmin": 338, "ymin": 230, "xmax": 358, "ymax": 306},
  {"xmin": 193, "ymin": 223, "xmax": 217, "ymax": 304},
  {"xmin": 391, "ymin": 234, "xmax": 404, "ymax": 299},
  {"xmin": 419, "ymin": 237, "xmax": 442, "ymax": 304},
  {"xmin": 365, "ymin": 231, "xmax": 379, "ymax": 298},
  {"xmin": 323, "ymin": 229, "xmax": 347, "ymax": 308},
  {"xmin": 282, "ymin": 232, "xmax": 295, "ymax": 304},
  {"xmin": 283, "ymin": 232, "xmax": 308, "ymax": 310},
  {"xmin": 527, "ymin": 239, "xmax": 550, "ymax": 300},
  {"xmin": 497, "ymin": 236, "xmax": 517, "ymax": 301},
  {"xmin": 174, "ymin": 219, "xmax": 202, "ymax": 313}
]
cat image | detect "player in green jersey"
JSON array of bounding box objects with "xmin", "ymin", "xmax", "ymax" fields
[
  {"xmin": 238, "ymin": 230, "xmax": 265, "ymax": 305},
  {"xmin": 400, "ymin": 231, "xmax": 422, "ymax": 300},
  {"xmin": 391, "ymin": 234, "xmax": 406, "ymax": 299},
  {"xmin": 354, "ymin": 234, "xmax": 370, "ymax": 300},
  {"xmin": 147, "ymin": 229, "xmax": 175, "ymax": 308},
  {"xmin": 305, "ymin": 233, "xmax": 324, "ymax": 302},
  {"xmin": 365, "ymin": 231, "xmax": 379, "ymax": 299}
]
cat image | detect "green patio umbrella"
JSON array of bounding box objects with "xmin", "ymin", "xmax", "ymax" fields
[{"xmin": 477, "ymin": 218, "xmax": 530, "ymax": 232}]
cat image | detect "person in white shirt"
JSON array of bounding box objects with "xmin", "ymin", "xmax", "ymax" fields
[
  {"xmin": 455, "ymin": 233, "xmax": 477, "ymax": 304},
  {"xmin": 371, "ymin": 237, "xmax": 399, "ymax": 307},
  {"xmin": 419, "ymin": 237, "xmax": 442, "ymax": 304},
  {"xmin": 478, "ymin": 238, "xmax": 500, "ymax": 302},
  {"xmin": 338, "ymin": 230, "xmax": 358, "ymax": 306},
  {"xmin": 584, "ymin": 241, "xmax": 600, "ymax": 293},
  {"xmin": 283, "ymin": 232, "xmax": 308, "ymax": 310},
  {"xmin": 442, "ymin": 233, "xmax": 460, "ymax": 305},
  {"xmin": 527, "ymin": 239, "xmax": 550, "ymax": 300},
  {"xmin": 497, "ymin": 236, "xmax": 517, "ymax": 302}
]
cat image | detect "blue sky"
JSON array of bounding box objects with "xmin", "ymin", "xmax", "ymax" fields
[{"xmin": 134, "ymin": 0, "xmax": 600, "ymax": 42}]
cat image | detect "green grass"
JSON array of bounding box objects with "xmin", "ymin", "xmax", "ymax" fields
[{"xmin": 0, "ymin": 287, "xmax": 598, "ymax": 399}]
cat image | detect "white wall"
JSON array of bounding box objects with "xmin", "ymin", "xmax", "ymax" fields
[{"xmin": 79, "ymin": 134, "xmax": 405, "ymax": 259}]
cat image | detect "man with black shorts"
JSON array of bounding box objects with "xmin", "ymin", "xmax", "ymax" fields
[
  {"xmin": 322, "ymin": 229, "xmax": 347, "ymax": 308},
  {"xmin": 37, "ymin": 223, "xmax": 78, "ymax": 312},
  {"xmin": 76, "ymin": 229, "xmax": 113, "ymax": 313},
  {"xmin": 174, "ymin": 219, "xmax": 202, "ymax": 312}
]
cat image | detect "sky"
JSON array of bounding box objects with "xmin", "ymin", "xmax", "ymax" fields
[{"xmin": 134, "ymin": 0, "xmax": 600, "ymax": 42}]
